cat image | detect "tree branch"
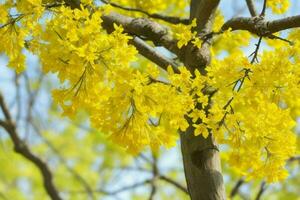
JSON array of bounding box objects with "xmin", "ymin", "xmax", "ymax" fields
[
  {"xmin": 260, "ymin": 0, "xmax": 267, "ymax": 16},
  {"xmin": 101, "ymin": 12, "xmax": 181, "ymax": 56},
  {"xmin": 230, "ymin": 178, "xmax": 244, "ymax": 198},
  {"xmin": 30, "ymin": 121, "xmax": 96, "ymax": 200},
  {"xmin": 100, "ymin": 0, "xmax": 189, "ymax": 25},
  {"xmin": 99, "ymin": 179, "xmax": 152, "ymax": 195},
  {"xmin": 255, "ymin": 181, "xmax": 267, "ymax": 200},
  {"xmin": 182, "ymin": 0, "xmax": 221, "ymax": 73},
  {"xmin": 100, "ymin": 12, "xmax": 189, "ymax": 71},
  {"xmin": 101, "ymin": 12, "xmax": 211, "ymax": 73},
  {"xmin": 0, "ymin": 94, "xmax": 62, "ymax": 200},
  {"xmin": 0, "ymin": 97, "xmax": 11, "ymax": 122},
  {"xmin": 222, "ymin": 15, "xmax": 300, "ymax": 35},
  {"xmin": 69, "ymin": 179, "xmax": 152, "ymax": 196},
  {"xmin": 159, "ymin": 175, "xmax": 189, "ymax": 194},
  {"xmin": 245, "ymin": 0, "xmax": 257, "ymax": 16},
  {"xmin": 148, "ymin": 153, "xmax": 158, "ymax": 200},
  {"xmin": 60, "ymin": 0, "xmax": 181, "ymax": 73},
  {"xmin": 60, "ymin": 0, "xmax": 210, "ymax": 72},
  {"xmin": 130, "ymin": 36, "xmax": 179, "ymax": 73},
  {"xmin": 268, "ymin": 15, "xmax": 300, "ymax": 33},
  {"xmin": 250, "ymin": 36, "xmax": 263, "ymax": 64},
  {"xmin": 287, "ymin": 155, "xmax": 300, "ymax": 163},
  {"xmin": 190, "ymin": 0, "xmax": 220, "ymax": 33}
]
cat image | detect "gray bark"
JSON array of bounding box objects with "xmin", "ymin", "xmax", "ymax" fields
[
  {"xmin": 180, "ymin": 130, "xmax": 225, "ymax": 200},
  {"xmin": 180, "ymin": 1, "xmax": 226, "ymax": 199}
]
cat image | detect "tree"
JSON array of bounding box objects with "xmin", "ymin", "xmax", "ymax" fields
[{"xmin": 0, "ymin": 0, "xmax": 300, "ymax": 199}]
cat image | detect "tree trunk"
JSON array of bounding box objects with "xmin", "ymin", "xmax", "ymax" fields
[
  {"xmin": 180, "ymin": 1, "xmax": 226, "ymax": 199},
  {"xmin": 180, "ymin": 127, "xmax": 226, "ymax": 200}
]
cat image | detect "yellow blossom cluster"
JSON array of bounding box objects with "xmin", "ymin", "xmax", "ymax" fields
[
  {"xmin": 39, "ymin": 5, "xmax": 208, "ymax": 154},
  {"xmin": 212, "ymin": 29, "xmax": 251, "ymax": 56},
  {"xmin": 207, "ymin": 47, "xmax": 299, "ymax": 182},
  {"xmin": 212, "ymin": 12, "xmax": 251, "ymax": 55},
  {"xmin": 0, "ymin": 0, "xmax": 299, "ymax": 183},
  {"xmin": 0, "ymin": 0, "xmax": 43, "ymax": 72},
  {"xmin": 267, "ymin": 0, "xmax": 290, "ymax": 14},
  {"xmin": 171, "ymin": 19, "xmax": 201, "ymax": 48},
  {"xmin": 172, "ymin": 11, "xmax": 252, "ymax": 53}
]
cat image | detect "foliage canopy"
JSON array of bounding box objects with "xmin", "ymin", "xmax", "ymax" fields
[{"xmin": 0, "ymin": 0, "xmax": 300, "ymax": 199}]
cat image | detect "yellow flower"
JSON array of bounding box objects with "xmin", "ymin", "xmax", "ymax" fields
[{"xmin": 193, "ymin": 124, "xmax": 209, "ymax": 138}]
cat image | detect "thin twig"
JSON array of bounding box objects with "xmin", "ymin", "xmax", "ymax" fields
[
  {"xmin": 14, "ymin": 73, "xmax": 22, "ymax": 125},
  {"xmin": 159, "ymin": 175, "xmax": 189, "ymax": 194},
  {"xmin": 250, "ymin": 36, "xmax": 263, "ymax": 64},
  {"xmin": 43, "ymin": 2, "xmax": 65, "ymax": 9},
  {"xmin": 0, "ymin": 95, "xmax": 11, "ymax": 121},
  {"xmin": 0, "ymin": 93, "xmax": 62, "ymax": 200},
  {"xmin": 139, "ymin": 153, "xmax": 153, "ymax": 164},
  {"xmin": 100, "ymin": 0, "xmax": 189, "ymax": 24},
  {"xmin": 260, "ymin": 0, "xmax": 267, "ymax": 16},
  {"xmin": 268, "ymin": 34, "xmax": 294, "ymax": 45},
  {"xmin": 287, "ymin": 155, "xmax": 300, "ymax": 163},
  {"xmin": 98, "ymin": 179, "xmax": 152, "ymax": 195},
  {"xmin": 69, "ymin": 179, "xmax": 151, "ymax": 196},
  {"xmin": 24, "ymin": 72, "xmax": 44, "ymax": 141},
  {"xmin": 0, "ymin": 14, "xmax": 25, "ymax": 29},
  {"xmin": 30, "ymin": 121, "xmax": 96, "ymax": 200},
  {"xmin": 148, "ymin": 152, "xmax": 158, "ymax": 200},
  {"xmin": 230, "ymin": 178, "xmax": 244, "ymax": 197},
  {"xmin": 255, "ymin": 181, "xmax": 267, "ymax": 200}
]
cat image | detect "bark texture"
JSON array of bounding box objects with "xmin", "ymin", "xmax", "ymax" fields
[
  {"xmin": 180, "ymin": 1, "xmax": 226, "ymax": 199},
  {"xmin": 180, "ymin": 129, "xmax": 225, "ymax": 200}
]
